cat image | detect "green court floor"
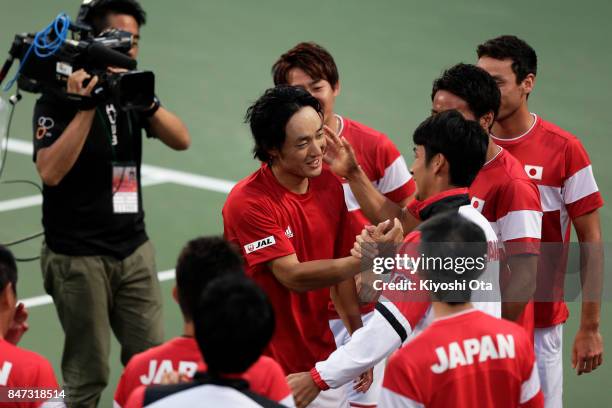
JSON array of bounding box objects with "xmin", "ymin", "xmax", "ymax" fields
[{"xmin": 1, "ymin": 1, "xmax": 611, "ymax": 406}]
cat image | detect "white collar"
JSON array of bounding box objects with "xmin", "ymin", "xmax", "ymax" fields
[
  {"xmin": 335, "ymin": 114, "xmax": 345, "ymax": 137},
  {"xmin": 490, "ymin": 113, "xmax": 538, "ymax": 142}
]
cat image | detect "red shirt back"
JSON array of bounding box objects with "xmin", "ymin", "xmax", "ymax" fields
[
  {"xmin": 491, "ymin": 115, "xmax": 604, "ymax": 327},
  {"xmin": 222, "ymin": 165, "xmax": 353, "ymax": 373},
  {"xmin": 381, "ymin": 310, "xmax": 543, "ymax": 408},
  {"xmin": 114, "ymin": 337, "xmax": 292, "ymax": 407},
  {"xmin": 0, "ymin": 339, "xmax": 60, "ymax": 408}
]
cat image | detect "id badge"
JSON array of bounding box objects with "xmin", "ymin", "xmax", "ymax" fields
[{"xmin": 112, "ymin": 163, "xmax": 139, "ymax": 214}]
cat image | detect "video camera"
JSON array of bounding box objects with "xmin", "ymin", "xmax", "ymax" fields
[{"xmin": 0, "ymin": 2, "xmax": 154, "ymax": 111}]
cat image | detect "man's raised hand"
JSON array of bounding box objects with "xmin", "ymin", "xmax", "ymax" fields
[{"xmin": 323, "ymin": 124, "xmax": 359, "ymax": 178}]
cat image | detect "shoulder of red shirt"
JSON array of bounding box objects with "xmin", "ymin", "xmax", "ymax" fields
[
  {"xmin": 340, "ymin": 116, "xmax": 388, "ymax": 141},
  {"xmin": 537, "ymin": 116, "xmax": 585, "ymax": 145},
  {"xmin": 0, "ymin": 339, "xmax": 59, "ymax": 388},
  {"xmin": 491, "ymin": 149, "xmax": 534, "ymax": 183}
]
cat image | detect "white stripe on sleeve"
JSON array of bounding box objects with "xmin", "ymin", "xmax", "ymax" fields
[
  {"xmin": 379, "ymin": 388, "xmax": 424, "ymax": 408},
  {"xmin": 537, "ymin": 185, "xmax": 563, "ymax": 212},
  {"xmin": 497, "ymin": 210, "xmax": 542, "ymax": 241},
  {"xmin": 563, "ymin": 165, "xmax": 599, "ymax": 205},
  {"xmin": 342, "ymin": 156, "xmax": 412, "ymax": 212},
  {"xmin": 342, "ymin": 183, "xmax": 361, "ymax": 211},
  {"xmin": 377, "ymin": 156, "xmax": 412, "ymax": 195}
]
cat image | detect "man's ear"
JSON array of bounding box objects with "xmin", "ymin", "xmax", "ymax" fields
[
  {"xmin": 480, "ymin": 112, "xmax": 495, "ymax": 131},
  {"xmin": 333, "ymin": 80, "xmax": 341, "ymax": 97},
  {"xmin": 522, "ymin": 73, "xmax": 536, "ymax": 96},
  {"xmin": 172, "ymin": 285, "xmax": 179, "ymax": 305},
  {"xmin": 268, "ymin": 148, "xmax": 280, "ymax": 162},
  {"xmin": 0, "ymin": 283, "xmax": 15, "ymax": 308},
  {"xmin": 432, "ymin": 153, "xmax": 447, "ymax": 175}
]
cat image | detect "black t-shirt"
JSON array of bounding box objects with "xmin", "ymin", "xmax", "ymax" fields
[{"xmin": 33, "ymin": 93, "xmax": 150, "ymax": 259}]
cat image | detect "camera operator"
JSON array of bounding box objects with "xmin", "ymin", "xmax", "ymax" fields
[{"xmin": 32, "ymin": 1, "xmax": 190, "ymax": 406}]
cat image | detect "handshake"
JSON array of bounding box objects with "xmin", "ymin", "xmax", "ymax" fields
[{"xmin": 350, "ymin": 218, "xmax": 405, "ymax": 304}]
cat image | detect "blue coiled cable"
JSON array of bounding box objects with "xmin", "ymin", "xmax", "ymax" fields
[{"xmin": 3, "ymin": 12, "xmax": 71, "ymax": 91}]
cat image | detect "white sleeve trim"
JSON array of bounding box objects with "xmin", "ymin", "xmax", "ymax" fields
[
  {"xmin": 342, "ymin": 183, "xmax": 361, "ymax": 212},
  {"xmin": 315, "ymin": 306, "xmax": 405, "ymax": 388},
  {"xmin": 379, "ymin": 388, "xmax": 425, "ymax": 407},
  {"xmin": 342, "ymin": 156, "xmax": 412, "ymax": 212},
  {"xmin": 563, "ymin": 165, "xmax": 599, "ymax": 205},
  {"xmin": 520, "ymin": 363, "xmax": 541, "ymax": 403},
  {"xmin": 537, "ymin": 185, "xmax": 563, "ymax": 212},
  {"xmin": 377, "ymin": 156, "xmax": 412, "ymax": 195},
  {"xmin": 497, "ymin": 210, "xmax": 542, "ymax": 241}
]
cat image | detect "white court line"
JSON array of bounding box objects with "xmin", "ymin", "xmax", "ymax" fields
[
  {"xmin": 21, "ymin": 269, "xmax": 176, "ymax": 309},
  {"xmin": 0, "ymin": 176, "xmax": 167, "ymax": 213},
  {"xmin": 0, "ymin": 194, "xmax": 42, "ymax": 212},
  {"xmin": 6, "ymin": 138, "xmax": 236, "ymax": 308},
  {"xmin": 6, "ymin": 139, "xmax": 236, "ymax": 193}
]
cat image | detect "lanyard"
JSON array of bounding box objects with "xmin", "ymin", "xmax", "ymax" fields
[{"xmin": 95, "ymin": 104, "xmax": 134, "ymax": 162}]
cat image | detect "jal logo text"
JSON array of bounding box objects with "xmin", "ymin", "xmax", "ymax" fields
[{"xmin": 244, "ymin": 236, "xmax": 276, "ymax": 254}]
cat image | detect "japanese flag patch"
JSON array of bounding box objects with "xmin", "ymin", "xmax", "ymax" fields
[{"xmin": 524, "ymin": 165, "xmax": 543, "ymax": 180}]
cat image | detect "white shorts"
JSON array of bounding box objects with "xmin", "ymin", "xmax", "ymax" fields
[
  {"xmin": 329, "ymin": 311, "xmax": 384, "ymax": 407},
  {"xmin": 534, "ymin": 324, "xmax": 563, "ymax": 408}
]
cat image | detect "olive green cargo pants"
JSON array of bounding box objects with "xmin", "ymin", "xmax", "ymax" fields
[{"xmin": 41, "ymin": 240, "xmax": 164, "ymax": 408}]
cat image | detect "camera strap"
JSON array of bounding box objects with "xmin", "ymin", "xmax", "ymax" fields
[{"xmin": 96, "ymin": 106, "xmax": 117, "ymax": 161}]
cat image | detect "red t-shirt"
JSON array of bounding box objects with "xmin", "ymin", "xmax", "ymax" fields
[
  {"xmin": 0, "ymin": 339, "xmax": 61, "ymax": 408},
  {"xmin": 491, "ymin": 114, "xmax": 604, "ymax": 327},
  {"xmin": 114, "ymin": 337, "xmax": 292, "ymax": 407},
  {"xmin": 469, "ymin": 147, "xmax": 542, "ymax": 252},
  {"xmin": 469, "ymin": 147, "xmax": 543, "ymax": 337},
  {"xmin": 381, "ymin": 309, "xmax": 543, "ymax": 408},
  {"xmin": 222, "ymin": 165, "xmax": 354, "ymax": 374},
  {"xmin": 329, "ymin": 115, "xmax": 415, "ymax": 317}
]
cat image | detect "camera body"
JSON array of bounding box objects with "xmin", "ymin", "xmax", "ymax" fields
[{"xmin": 5, "ymin": 26, "xmax": 154, "ymax": 110}]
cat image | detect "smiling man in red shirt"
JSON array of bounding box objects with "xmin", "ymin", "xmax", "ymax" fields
[
  {"xmin": 223, "ymin": 85, "xmax": 371, "ymax": 408},
  {"xmin": 476, "ymin": 35, "xmax": 604, "ymax": 407},
  {"xmin": 271, "ymin": 42, "xmax": 415, "ymax": 407}
]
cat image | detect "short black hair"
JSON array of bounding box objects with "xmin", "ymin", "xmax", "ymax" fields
[
  {"xmin": 0, "ymin": 245, "xmax": 17, "ymax": 295},
  {"xmin": 194, "ymin": 276, "xmax": 275, "ymax": 375},
  {"xmin": 477, "ymin": 35, "xmax": 538, "ymax": 83},
  {"xmin": 86, "ymin": 0, "xmax": 147, "ymax": 35},
  {"xmin": 418, "ymin": 212, "xmax": 488, "ymax": 304},
  {"xmin": 245, "ymin": 85, "xmax": 322, "ymax": 164},
  {"xmin": 413, "ymin": 110, "xmax": 489, "ymax": 187},
  {"xmin": 431, "ymin": 63, "xmax": 501, "ymax": 120},
  {"xmin": 175, "ymin": 237, "xmax": 244, "ymax": 321}
]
